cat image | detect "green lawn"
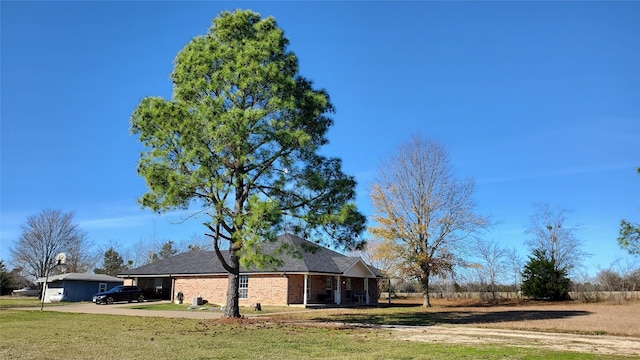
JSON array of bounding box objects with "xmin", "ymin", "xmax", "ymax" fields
[
  {"xmin": 0, "ymin": 296, "xmax": 70, "ymax": 309},
  {"xmin": 0, "ymin": 296, "xmax": 42, "ymax": 308},
  {"xmin": 0, "ymin": 310, "xmax": 629, "ymax": 360}
]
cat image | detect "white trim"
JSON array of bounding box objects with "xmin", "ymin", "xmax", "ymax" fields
[
  {"xmin": 365, "ymin": 278, "xmax": 370, "ymax": 304},
  {"xmin": 303, "ymin": 274, "xmax": 309, "ymax": 306},
  {"xmin": 239, "ymin": 275, "xmax": 249, "ymax": 299},
  {"xmin": 342, "ymin": 259, "xmax": 377, "ymax": 278}
]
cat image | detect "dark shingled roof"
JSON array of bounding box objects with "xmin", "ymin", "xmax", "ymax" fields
[{"xmin": 120, "ymin": 234, "xmax": 381, "ymax": 277}]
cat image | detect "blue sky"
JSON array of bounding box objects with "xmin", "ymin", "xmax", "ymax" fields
[{"xmin": 1, "ymin": 1, "xmax": 639, "ymax": 276}]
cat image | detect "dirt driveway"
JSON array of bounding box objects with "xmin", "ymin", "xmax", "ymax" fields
[
  {"xmin": 390, "ymin": 324, "xmax": 640, "ymax": 357},
  {"xmin": 382, "ymin": 300, "xmax": 640, "ymax": 357}
]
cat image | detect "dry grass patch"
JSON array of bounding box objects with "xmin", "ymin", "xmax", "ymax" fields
[
  {"xmin": 270, "ymin": 297, "xmax": 640, "ymax": 337},
  {"xmin": 422, "ymin": 298, "xmax": 640, "ymax": 337}
]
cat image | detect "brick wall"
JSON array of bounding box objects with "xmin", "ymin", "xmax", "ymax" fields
[
  {"xmin": 287, "ymin": 275, "xmax": 304, "ymax": 304},
  {"xmin": 135, "ymin": 274, "xmax": 379, "ymax": 306},
  {"xmin": 174, "ymin": 276, "xmax": 228, "ymax": 305},
  {"xmin": 174, "ymin": 274, "xmax": 289, "ymax": 306},
  {"xmin": 368, "ymin": 278, "xmax": 379, "ymax": 304}
]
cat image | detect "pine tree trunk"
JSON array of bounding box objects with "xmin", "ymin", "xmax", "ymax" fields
[{"xmin": 224, "ymin": 251, "xmax": 241, "ymax": 318}]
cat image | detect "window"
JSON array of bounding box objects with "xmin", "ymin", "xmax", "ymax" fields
[
  {"xmin": 345, "ymin": 278, "xmax": 352, "ymax": 291},
  {"xmin": 326, "ymin": 276, "xmax": 332, "ymax": 290},
  {"xmin": 239, "ymin": 275, "xmax": 248, "ymax": 299},
  {"xmin": 98, "ymin": 283, "xmax": 107, "ymax": 292},
  {"xmin": 305, "ymin": 277, "xmax": 311, "ymax": 300}
]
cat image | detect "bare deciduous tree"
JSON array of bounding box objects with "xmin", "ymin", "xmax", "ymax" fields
[
  {"xmin": 10, "ymin": 209, "xmax": 93, "ymax": 280},
  {"xmin": 350, "ymin": 237, "xmax": 402, "ymax": 297},
  {"xmin": 474, "ymin": 238, "xmax": 508, "ymax": 302},
  {"xmin": 370, "ymin": 136, "xmax": 489, "ymax": 307},
  {"xmin": 506, "ymin": 248, "xmax": 524, "ymax": 294},
  {"xmin": 63, "ymin": 232, "xmax": 95, "ymax": 273},
  {"xmin": 350, "ymin": 237, "xmax": 401, "ymax": 278},
  {"xmin": 128, "ymin": 238, "xmax": 159, "ymax": 267},
  {"xmin": 525, "ymin": 203, "xmax": 588, "ymax": 274},
  {"xmin": 180, "ymin": 233, "xmax": 214, "ymax": 252}
]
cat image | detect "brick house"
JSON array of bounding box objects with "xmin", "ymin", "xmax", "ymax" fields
[{"xmin": 119, "ymin": 234, "xmax": 382, "ymax": 307}]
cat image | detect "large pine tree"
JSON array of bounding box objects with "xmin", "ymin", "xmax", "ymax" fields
[{"xmin": 130, "ymin": 10, "xmax": 365, "ymax": 317}]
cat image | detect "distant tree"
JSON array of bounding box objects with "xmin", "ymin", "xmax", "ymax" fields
[
  {"xmin": 350, "ymin": 237, "xmax": 401, "ymax": 278},
  {"xmin": 369, "ymin": 136, "xmax": 489, "ymax": 307},
  {"xmin": 10, "ymin": 209, "xmax": 93, "ymax": 281},
  {"xmin": 525, "ymin": 204, "xmax": 587, "ymax": 274},
  {"xmin": 181, "ymin": 234, "xmax": 214, "ymax": 252},
  {"xmin": 597, "ymin": 257, "xmax": 640, "ymax": 293},
  {"xmin": 596, "ymin": 269, "xmax": 623, "ymax": 292},
  {"xmin": 130, "ymin": 10, "xmax": 365, "ymax": 317},
  {"xmin": 128, "ymin": 238, "xmax": 159, "ymax": 267},
  {"xmin": 7, "ymin": 267, "xmax": 33, "ymax": 290},
  {"xmin": 142, "ymin": 240, "xmax": 180, "ymax": 262},
  {"xmin": 94, "ymin": 247, "xmax": 129, "ymax": 277},
  {"xmin": 1, "ymin": 263, "xmax": 37, "ymax": 295},
  {"xmin": 506, "ymin": 248, "xmax": 524, "ymax": 293},
  {"xmin": 63, "ymin": 234, "xmax": 95, "ymax": 273},
  {"xmin": 474, "ymin": 238, "xmax": 508, "ymax": 302},
  {"xmin": 0, "ymin": 261, "xmax": 11, "ymax": 295},
  {"xmin": 350, "ymin": 237, "xmax": 402, "ymax": 297},
  {"xmin": 521, "ymin": 249, "xmax": 570, "ymax": 301},
  {"xmin": 158, "ymin": 241, "xmax": 179, "ymax": 259},
  {"xmin": 187, "ymin": 244, "xmax": 203, "ymax": 252}
]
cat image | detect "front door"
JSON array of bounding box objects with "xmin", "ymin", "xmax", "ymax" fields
[{"xmin": 325, "ymin": 276, "xmax": 332, "ymax": 302}]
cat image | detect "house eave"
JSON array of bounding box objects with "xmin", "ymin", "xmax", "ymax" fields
[{"xmin": 119, "ymin": 270, "xmax": 375, "ymax": 278}]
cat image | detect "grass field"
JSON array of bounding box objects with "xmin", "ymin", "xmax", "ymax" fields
[
  {"xmin": 0, "ymin": 296, "xmax": 69, "ymax": 309},
  {"xmin": 1, "ymin": 296, "xmax": 638, "ymax": 359},
  {"xmin": 0, "ymin": 310, "xmax": 628, "ymax": 360}
]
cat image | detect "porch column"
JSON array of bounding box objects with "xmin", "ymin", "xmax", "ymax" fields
[
  {"xmin": 365, "ymin": 278, "xmax": 369, "ymax": 304},
  {"xmin": 303, "ymin": 274, "xmax": 308, "ymax": 307},
  {"xmin": 335, "ymin": 276, "xmax": 341, "ymax": 305},
  {"xmin": 170, "ymin": 276, "xmax": 175, "ymax": 303}
]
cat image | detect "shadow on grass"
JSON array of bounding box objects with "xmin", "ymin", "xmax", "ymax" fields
[{"xmin": 310, "ymin": 308, "xmax": 592, "ymax": 327}]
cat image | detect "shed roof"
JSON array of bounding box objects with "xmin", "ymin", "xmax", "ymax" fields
[
  {"xmin": 120, "ymin": 233, "xmax": 381, "ymax": 278},
  {"xmin": 37, "ymin": 273, "xmax": 123, "ymax": 283}
]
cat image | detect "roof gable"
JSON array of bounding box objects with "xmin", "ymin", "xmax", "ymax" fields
[{"xmin": 343, "ymin": 259, "xmax": 378, "ymax": 278}]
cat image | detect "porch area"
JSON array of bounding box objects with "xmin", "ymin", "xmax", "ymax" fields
[{"xmin": 286, "ymin": 273, "xmax": 379, "ymax": 307}]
